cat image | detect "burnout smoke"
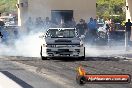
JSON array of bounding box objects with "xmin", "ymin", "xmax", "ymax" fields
[
  {"xmin": 85, "ymin": 44, "xmax": 126, "ymax": 57},
  {"xmin": 14, "ymin": 32, "xmax": 43, "ymax": 57},
  {"xmin": 0, "ymin": 31, "xmax": 127, "ymax": 58},
  {"xmin": 0, "ymin": 31, "xmax": 43, "ymax": 57}
]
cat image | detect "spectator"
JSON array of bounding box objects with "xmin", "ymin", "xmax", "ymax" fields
[
  {"xmin": 0, "ymin": 19, "xmax": 5, "ymax": 33},
  {"xmin": 25, "ymin": 17, "xmax": 33, "ymax": 33},
  {"xmin": 43, "ymin": 17, "xmax": 52, "ymax": 29},
  {"xmin": 14, "ymin": 28, "xmax": 19, "ymax": 39},
  {"xmin": 0, "ymin": 31, "xmax": 3, "ymax": 38},
  {"xmin": 87, "ymin": 17, "xmax": 97, "ymax": 44},
  {"xmin": 76, "ymin": 19, "xmax": 87, "ymax": 36},
  {"xmin": 94, "ymin": 19, "xmax": 98, "ymax": 29},
  {"xmin": 1, "ymin": 29, "xmax": 9, "ymax": 44},
  {"xmin": 35, "ymin": 17, "xmax": 43, "ymax": 29},
  {"xmin": 125, "ymin": 19, "xmax": 132, "ymax": 45},
  {"xmin": 109, "ymin": 19, "xmax": 115, "ymax": 32},
  {"xmin": 0, "ymin": 19, "xmax": 5, "ymax": 27}
]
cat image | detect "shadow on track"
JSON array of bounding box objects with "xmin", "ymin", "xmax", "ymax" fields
[
  {"xmin": 48, "ymin": 56, "xmax": 126, "ymax": 62},
  {"xmin": 6, "ymin": 56, "xmax": 126, "ymax": 62}
]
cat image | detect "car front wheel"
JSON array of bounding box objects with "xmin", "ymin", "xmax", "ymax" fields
[{"xmin": 40, "ymin": 46, "xmax": 47, "ymax": 60}]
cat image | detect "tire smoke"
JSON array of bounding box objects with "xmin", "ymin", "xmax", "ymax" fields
[{"xmin": 0, "ymin": 31, "xmax": 43, "ymax": 57}]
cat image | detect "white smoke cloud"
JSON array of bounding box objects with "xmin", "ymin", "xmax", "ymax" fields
[
  {"xmin": 85, "ymin": 45, "xmax": 126, "ymax": 57},
  {"xmin": 0, "ymin": 31, "xmax": 43, "ymax": 57},
  {"xmin": 0, "ymin": 28, "xmax": 127, "ymax": 58},
  {"xmin": 14, "ymin": 32, "xmax": 42, "ymax": 57}
]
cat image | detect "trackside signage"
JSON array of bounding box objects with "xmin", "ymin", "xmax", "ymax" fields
[{"xmin": 76, "ymin": 66, "xmax": 131, "ymax": 85}]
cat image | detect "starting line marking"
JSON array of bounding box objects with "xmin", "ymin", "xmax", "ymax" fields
[{"xmin": 0, "ymin": 72, "xmax": 22, "ymax": 88}]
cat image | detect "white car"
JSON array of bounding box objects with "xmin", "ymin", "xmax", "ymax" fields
[{"xmin": 40, "ymin": 28, "xmax": 85, "ymax": 60}]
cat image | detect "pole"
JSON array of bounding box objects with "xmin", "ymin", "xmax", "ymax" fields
[{"xmin": 125, "ymin": 30, "xmax": 128, "ymax": 51}]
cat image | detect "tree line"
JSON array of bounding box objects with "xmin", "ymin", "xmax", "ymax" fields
[
  {"xmin": 0, "ymin": 0, "xmax": 126, "ymax": 22},
  {"xmin": 96, "ymin": 0, "xmax": 126, "ymax": 22},
  {"xmin": 0, "ymin": 0, "xmax": 17, "ymax": 14}
]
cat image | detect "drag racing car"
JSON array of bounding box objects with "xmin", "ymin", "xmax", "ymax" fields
[{"xmin": 40, "ymin": 28, "xmax": 85, "ymax": 60}]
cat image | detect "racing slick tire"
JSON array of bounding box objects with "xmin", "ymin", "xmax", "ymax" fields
[{"xmin": 40, "ymin": 46, "xmax": 47, "ymax": 60}]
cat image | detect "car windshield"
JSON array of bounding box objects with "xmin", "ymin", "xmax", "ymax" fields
[{"xmin": 46, "ymin": 29, "xmax": 76, "ymax": 38}]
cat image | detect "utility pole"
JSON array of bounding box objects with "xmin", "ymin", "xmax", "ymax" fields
[{"xmin": 125, "ymin": 29, "xmax": 128, "ymax": 51}]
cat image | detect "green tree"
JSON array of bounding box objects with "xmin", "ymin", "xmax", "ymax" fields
[
  {"xmin": 0, "ymin": 0, "xmax": 17, "ymax": 14},
  {"xmin": 97, "ymin": 0, "xmax": 125, "ymax": 20}
]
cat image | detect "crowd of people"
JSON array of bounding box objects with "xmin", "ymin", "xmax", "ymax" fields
[
  {"xmin": 27, "ymin": 16, "xmax": 124, "ymax": 44},
  {"xmin": 0, "ymin": 13, "xmax": 132, "ymax": 45}
]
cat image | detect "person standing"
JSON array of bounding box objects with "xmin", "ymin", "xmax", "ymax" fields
[
  {"xmin": 35, "ymin": 17, "xmax": 43, "ymax": 29},
  {"xmin": 0, "ymin": 13, "xmax": 5, "ymax": 28},
  {"xmin": 0, "ymin": 31, "xmax": 3, "ymax": 38},
  {"xmin": 25, "ymin": 17, "xmax": 33, "ymax": 33},
  {"xmin": 125, "ymin": 19, "xmax": 132, "ymax": 46},
  {"xmin": 0, "ymin": 13, "xmax": 5, "ymax": 42},
  {"xmin": 76, "ymin": 19, "xmax": 87, "ymax": 37},
  {"xmin": 43, "ymin": 17, "xmax": 52, "ymax": 29},
  {"xmin": 0, "ymin": 19, "xmax": 5, "ymax": 27},
  {"xmin": 87, "ymin": 17, "xmax": 97, "ymax": 44}
]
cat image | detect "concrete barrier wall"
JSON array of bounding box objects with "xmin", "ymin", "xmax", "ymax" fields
[
  {"xmin": 18, "ymin": 0, "xmax": 96, "ymax": 30},
  {"xmin": 28, "ymin": 0, "xmax": 96, "ymax": 21}
]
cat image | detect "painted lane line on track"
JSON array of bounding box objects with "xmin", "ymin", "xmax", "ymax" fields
[
  {"xmin": 0, "ymin": 72, "xmax": 22, "ymax": 88},
  {"xmin": 9, "ymin": 59, "xmax": 75, "ymax": 88},
  {"xmin": 1, "ymin": 71, "xmax": 33, "ymax": 88}
]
